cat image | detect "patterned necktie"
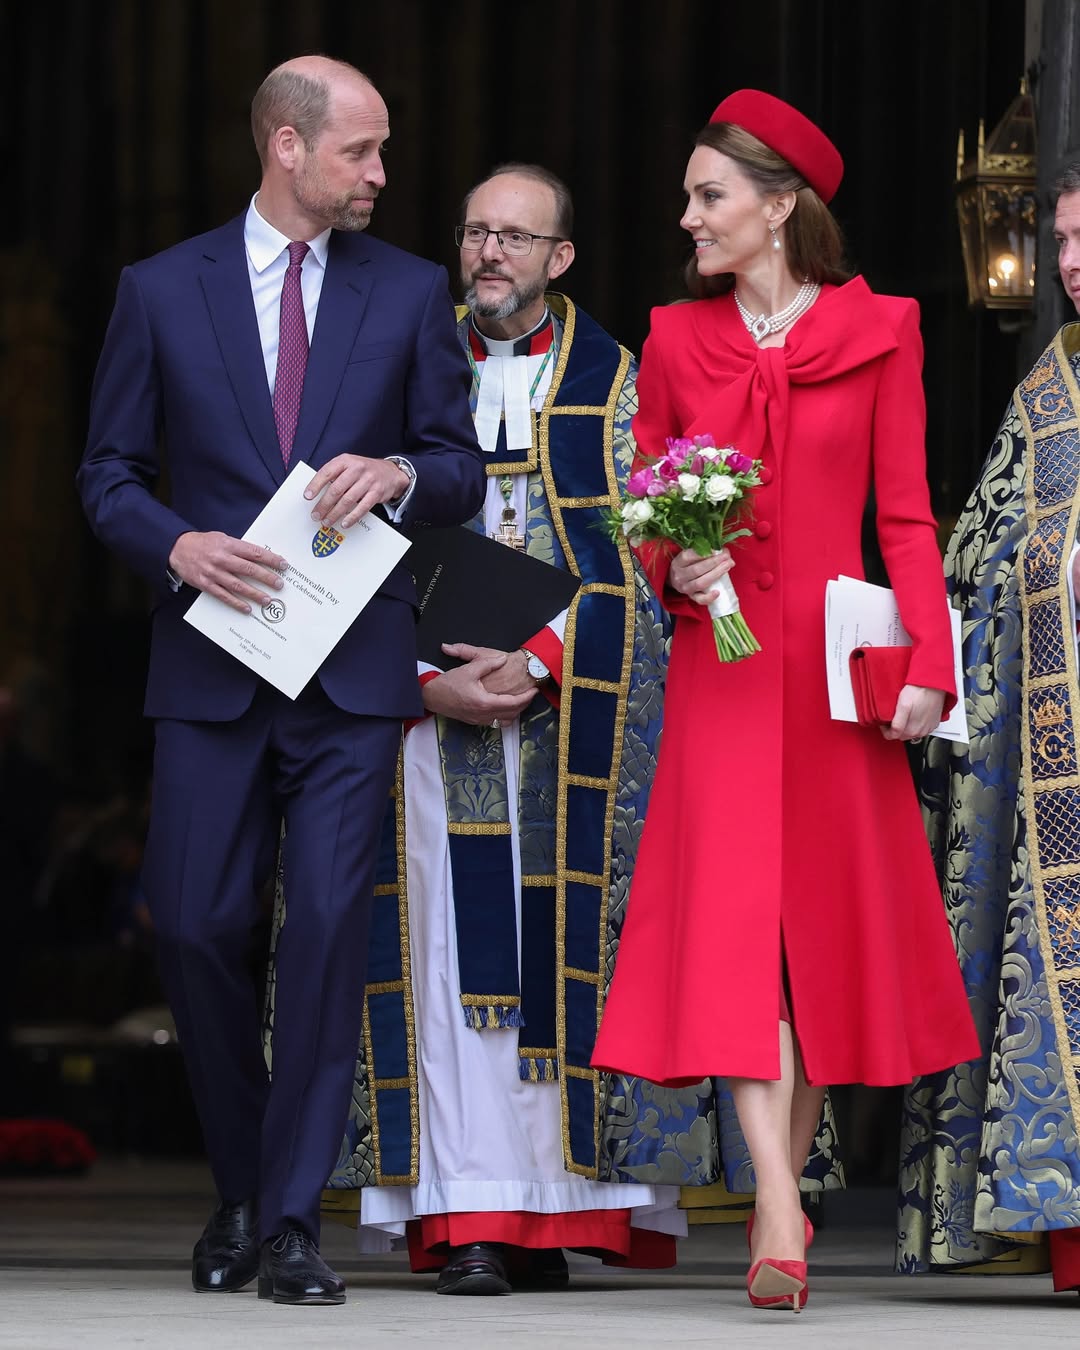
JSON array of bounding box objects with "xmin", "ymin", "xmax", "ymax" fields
[{"xmin": 272, "ymin": 240, "xmax": 310, "ymax": 468}]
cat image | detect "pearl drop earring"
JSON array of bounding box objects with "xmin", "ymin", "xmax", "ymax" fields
[{"xmin": 770, "ymin": 226, "xmax": 781, "ymax": 252}]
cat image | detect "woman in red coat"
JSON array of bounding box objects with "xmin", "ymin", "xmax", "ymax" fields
[{"xmin": 591, "ymin": 91, "xmax": 979, "ymax": 1311}]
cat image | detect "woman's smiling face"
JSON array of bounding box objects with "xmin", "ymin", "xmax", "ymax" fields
[{"xmin": 680, "ymin": 146, "xmax": 775, "ymax": 276}]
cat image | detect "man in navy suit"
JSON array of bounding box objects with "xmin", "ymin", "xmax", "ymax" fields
[{"xmin": 77, "ymin": 55, "xmax": 484, "ymax": 1306}]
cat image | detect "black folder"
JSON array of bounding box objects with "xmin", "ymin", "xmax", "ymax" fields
[{"xmin": 403, "ymin": 525, "xmax": 582, "ymax": 669}]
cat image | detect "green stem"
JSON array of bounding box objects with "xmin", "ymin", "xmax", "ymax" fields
[{"xmin": 712, "ymin": 614, "xmax": 761, "ymax": 663}]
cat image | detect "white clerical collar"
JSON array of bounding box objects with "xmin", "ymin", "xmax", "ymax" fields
[
  {"xmin": 245, "ymin": 194, "xmax": 331, "ymax": 274},
  {"xmin": 471, "ymin": 308, "xmax": 552, "ymax": 359},
  {"xmin": 471, "ymin": 310, "xmax": 556, "ymax": 454}
]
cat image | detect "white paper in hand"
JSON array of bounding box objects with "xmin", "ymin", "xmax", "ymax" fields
[
  {"xmin": 185, "ymin": 461, "xmax": 410, "ymax": 699},
  {"xmin": 824, "ymin": 576, "xmax": 968, "ymax": 743}
]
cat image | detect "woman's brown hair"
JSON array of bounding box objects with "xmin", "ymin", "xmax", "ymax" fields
[{"xmin": 684, "ymin": 122, "xmax": 852, "ymax": 299}]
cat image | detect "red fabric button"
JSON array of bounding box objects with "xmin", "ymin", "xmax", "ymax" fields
[
  {"xmin": 758, "ymin": 466, "xmax": 774, "ymax": 485},
  {"xmin": 755, "ymin": 520, "xmax": 773, "ymax": 539},
  {"xmin": 757, "ymin": 572, "xmax": 775, "ymax": 590}
]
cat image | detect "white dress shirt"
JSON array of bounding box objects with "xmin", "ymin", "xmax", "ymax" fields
[
  {"xmin": 244, "ymin": 195, "xmax": 331, "ymax": 395},
  {"xmin": 242, "ymin": 193, "xmax": 414, "ymax": 516},
  {"xmin": 166, "ymin": 198, "xmax": 414, "ymax": 591}
]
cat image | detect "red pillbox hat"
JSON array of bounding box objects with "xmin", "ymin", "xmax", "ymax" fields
[{"xmin": 709, "ymin": 89, "xmax": 843, "ymax": 203}]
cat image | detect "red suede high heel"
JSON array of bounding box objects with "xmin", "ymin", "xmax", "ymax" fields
[
  {"xmin": 746, "ymin": 1211, "xmax": 814, "ymax": 1250},
  {"xmin": 747, "ymin": 1256, "xmax": 808, "ymax": 1312},
  {"xmin": 745, "ymin": 1211, "xmax": 812, "ymax": 1312}
]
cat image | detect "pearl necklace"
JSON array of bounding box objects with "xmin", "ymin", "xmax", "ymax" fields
[{"xmin": 734, "ymin": 278, "xmax": 821, "ymax": 343}]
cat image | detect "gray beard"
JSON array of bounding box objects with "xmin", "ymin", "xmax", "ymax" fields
[{"xmin": 464, "ymin": 274, "xmax": 547, "ymax": 320}]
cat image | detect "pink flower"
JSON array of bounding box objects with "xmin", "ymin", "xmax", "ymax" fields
[
  {"xmin": 664, "ymin": 436, "xmax": 696, "ymax": 457},
  {"xmin": 645, "ymin": 478, "xmax": 669, "ymax": 497},
  {"xmin": 727, "ymin": 451, "xmax": 754, "ymax": 474},
  {"xmin": 626, "ymin": 468, "xmax": 655, "ymax": 499},
  {"xmin": 656, "ymin": 456, "xmax": 681, "ymax": 483},
  {"xmin": 693, "ymin": 434, "xmax": 717, "ymax": 450}
]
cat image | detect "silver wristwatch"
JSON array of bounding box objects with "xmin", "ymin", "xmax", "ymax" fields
[
  {"xmin": 385, "ymin": 455, "xmax": 416, "ymax": 506},
  {"xmin": 522, "ymin": 648, "xmax": 550, "ymax": 683}
]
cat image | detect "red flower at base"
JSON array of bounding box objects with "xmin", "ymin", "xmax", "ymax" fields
[{"xmin": 0, "ymin": 1118, "xmax": 97, "ymax": 1174}]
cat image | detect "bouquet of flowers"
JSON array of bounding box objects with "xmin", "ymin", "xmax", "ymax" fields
[
  {"xmin": 0, "ymin": 1118, "xmax": 97, "ymax": 1176},
  {"xmin": 609, "ymin": 434, "xmax": 763, "ymax": 662}
]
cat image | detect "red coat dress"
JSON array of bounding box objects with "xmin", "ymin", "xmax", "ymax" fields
[{"xmin": 591, "ymin": 278, "xmax": 979, "ymax": 1087}]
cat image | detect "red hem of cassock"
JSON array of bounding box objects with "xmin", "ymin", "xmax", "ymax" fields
[
  {"xmin": 1050, "ymin": 1228, "xmax": 1080, "ymax": 1292},
  {"xmin": 404, "ymin": 1211, "xmax": 677, "ymax": 1270}
]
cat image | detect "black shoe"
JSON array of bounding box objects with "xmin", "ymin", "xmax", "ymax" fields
[
  {"xmin": 192, "ymin": 1199, "xmax": 259, "ymax": 1292},
  {"xmin": 435, "ymin": 1242, "xmax": 512, "ymax": 1295},
  {"xmin": 511, "ymin": 1247, "xmax": 569, "ymax": 1291},
  {"xmin": 257, "ymin": 1229, "xmax": 346, "ymax": 1305}
]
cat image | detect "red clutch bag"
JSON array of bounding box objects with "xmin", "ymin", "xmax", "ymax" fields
[{"xmin": 848, "ymin": 646, "xmax": 911, "ymax": 726}]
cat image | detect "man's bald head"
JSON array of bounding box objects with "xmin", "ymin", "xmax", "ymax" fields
[{"xmin": 251, "ymin": 56, "xmax": 373, "ymax": 167}]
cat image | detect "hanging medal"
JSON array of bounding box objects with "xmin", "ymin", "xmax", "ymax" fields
[{"xmin": 493, "ymin": 474, "xmax": 526, "ymax": 550}]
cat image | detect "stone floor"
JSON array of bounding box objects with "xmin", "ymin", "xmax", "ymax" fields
[{"xmin": 1, "ymin": 1160, "xmax": 1077, "ymax": 1348}]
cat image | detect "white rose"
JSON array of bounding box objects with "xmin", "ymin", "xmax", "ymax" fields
[
  {"xmin": 677, "ymin": 472, "xmax": 702, "ymax": 501},
  {"xmin": 622, "ymin": 499, "xmax": 654, "ymax": 525},
  {"xmin": 704, "ymin": 475, "xmax": 737, "ymax": 502},
  {"xmin": 698, "ymin": 447, "xmax": 722, "ymax": 462},
  {"xmin": 716, "ymin": 445, "xmax": 735, "ymax": 460}
]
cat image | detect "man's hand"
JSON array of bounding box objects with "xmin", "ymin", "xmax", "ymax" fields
[
  {"xmin": 882, "ymin": 684, "xmax": 946, "ymax": 741},
  {"xmin": 423, "ymin": 647, "xmax": 537, "ymax": 726},
  {"xmin": 441, "ymin": 642, "xmax": 538, "ymax": 697},
  {"xmin": 304, "ymin": 455, "xmax": 410, "ymax": 528},
  {"xmin": 168, "ymin": 532, "xmax": 287, "ymax": 613}
]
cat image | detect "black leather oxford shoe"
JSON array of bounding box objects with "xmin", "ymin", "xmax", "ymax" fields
[
  {"xmin": 511, "ymin": 1247, "xmax": 570, "ymax": 1291},
  {"xmin": 435, "ymin": 1242, "xmax": 512, "ymax": 1295},
  {"xmin": 257, "ymin": 1229, "xmax": 346, "ymax": 1305},
  {"xmin": 191, "ymin": 1199, "xmax": 259, "ymax": 1292}
]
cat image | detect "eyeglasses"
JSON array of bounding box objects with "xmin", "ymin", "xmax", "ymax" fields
[{"xmin": 455, "ymin": 225, "xmax": 564, "ymax": 256}]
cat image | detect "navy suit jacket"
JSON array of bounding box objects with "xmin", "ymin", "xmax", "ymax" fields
[{"xmin": 78, "ymin": 215, "xmax": 484, "ymax": 722}]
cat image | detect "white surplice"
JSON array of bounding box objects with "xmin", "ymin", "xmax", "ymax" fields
[{"xmin": 358, "ymin": 418, "xmax": 684, "ymax": 1250}]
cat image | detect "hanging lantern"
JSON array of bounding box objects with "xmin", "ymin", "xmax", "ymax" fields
[{"xmin": 955, "ymin": 79, "xmax": 1037, "ymax": 310}]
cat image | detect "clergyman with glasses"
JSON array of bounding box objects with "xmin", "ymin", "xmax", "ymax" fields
[{"xmin": 329, "ymin": 163, "xmax": 685, "ymax": 1291}]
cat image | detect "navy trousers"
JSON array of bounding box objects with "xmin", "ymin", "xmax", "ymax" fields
[{"xmin": 141, "ymin": 679, "xmax": 399, "ymax": 1241}]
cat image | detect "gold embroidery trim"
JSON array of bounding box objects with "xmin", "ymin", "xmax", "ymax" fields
[
  {"xmin": 565, "ymin": 966, "xmax": 600, "ymax": 984},
  {"xmin": 566, "ymin": 773, "xmax": 616, "ymax": 791},
  {"xmin": 564, "ymin": 1063, "xmax": 598, "ymax": 1081},
  {"xmin": 365, "ymin": 979, "xmax": 405, "ymax": 995},
  {"xmin": 396, "ymin": 744, "xmax": 420, "ymax": 1185},
  {"xmin": 1016, "ymin": 323, "xmax": 1080, "ymax": 1136},
  {"xmin": 538, "ymin": 299, "xmax": 635, "ymax": 1177},
  {"xmin": 446, "ymin": 821, "xmax": 513, "ymax": 836},
  {"xmin": 364, "ymin": 744, "xmax": 419, "ymax": 1186}
]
